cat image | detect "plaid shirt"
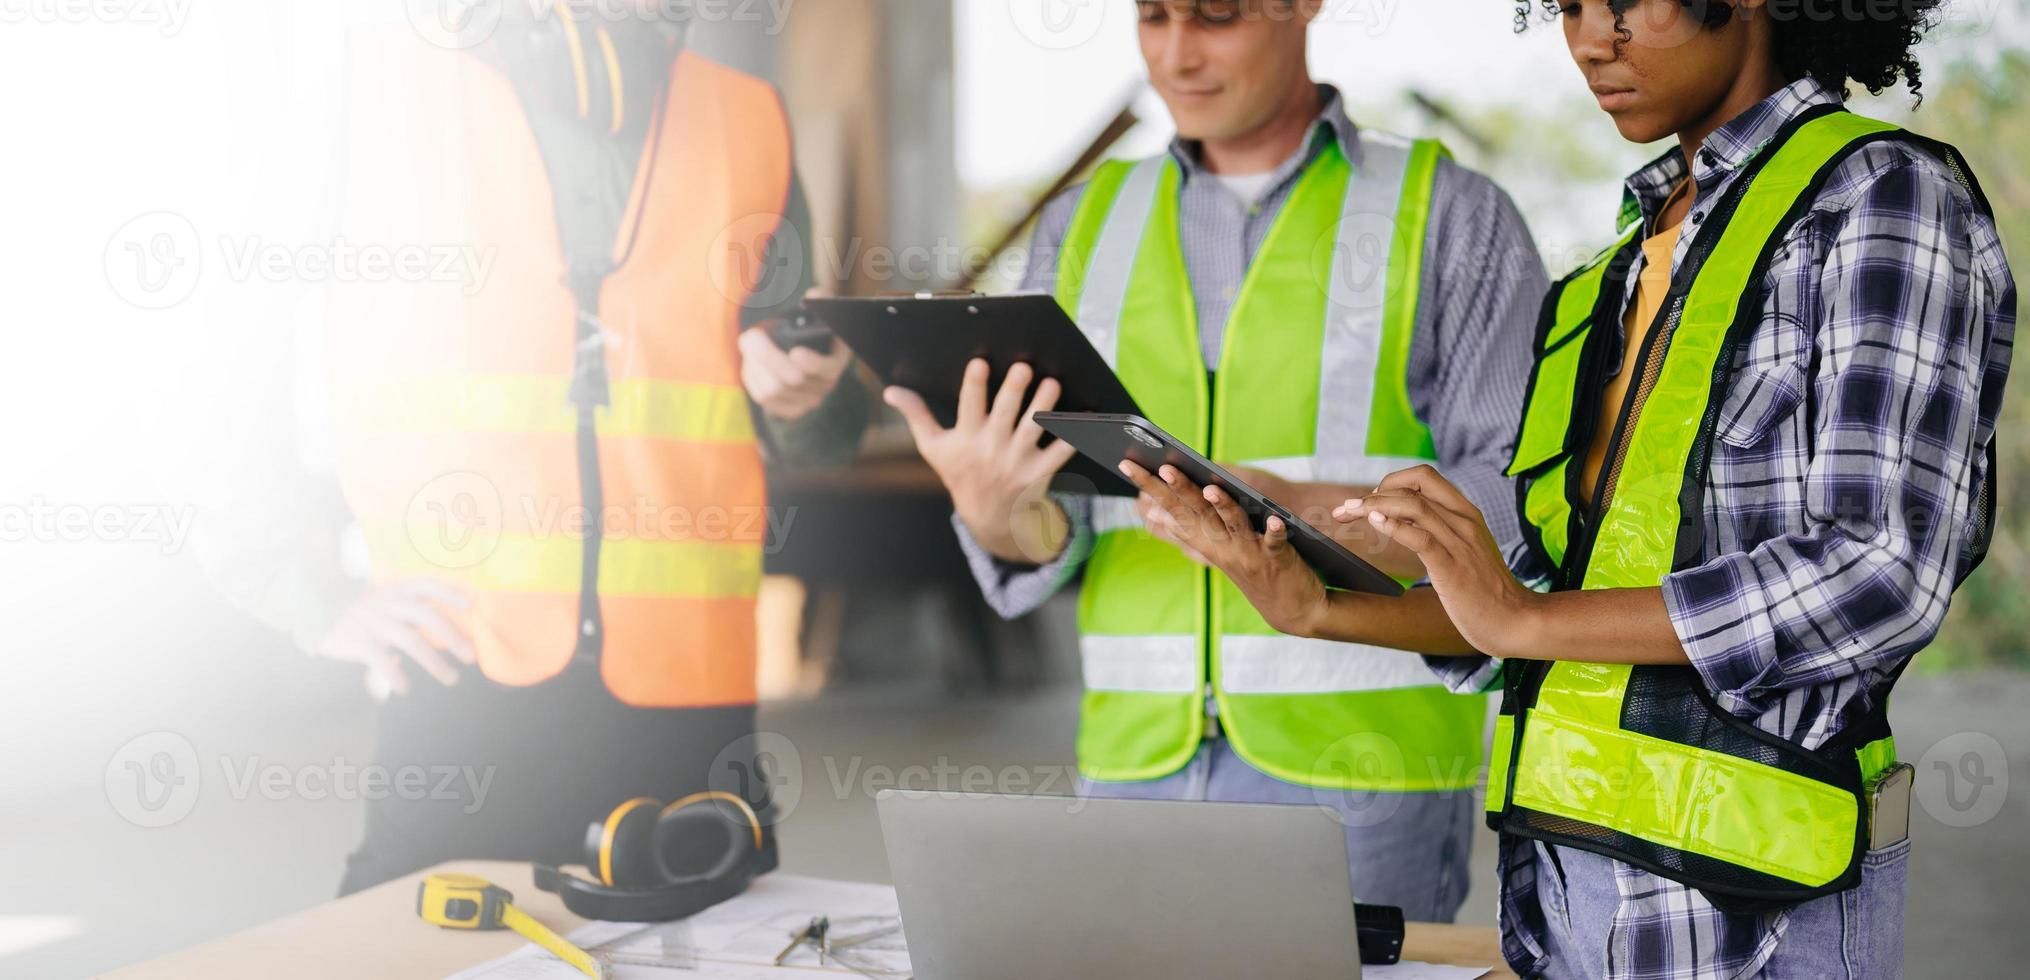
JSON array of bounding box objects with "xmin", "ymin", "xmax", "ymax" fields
[{"xmin": 1428, "ymin": 79, "xmax": 2017, "ymax": 979}]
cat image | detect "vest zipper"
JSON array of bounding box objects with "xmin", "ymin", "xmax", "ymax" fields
[
  {"xmin": 1570, "ymin": 247, "xmax": 1685, "ymax": 585},
  {"xmin": 1592, "ymin": 303, "xmax": 1679, "ymax": 520},
  {"xmin": 1202, "ymin": 367, "xmax": 1218, "ymax": 739}
]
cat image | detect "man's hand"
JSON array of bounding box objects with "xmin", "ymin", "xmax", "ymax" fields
[
  {"xmin": 885, "ymin": 359, "xmax": 1080, "ymax": 564},
  {"xmin": 1336, "ymin": 465, "xmax": 1540, "ymax": 658},
  {"xmin": 1119, "ymin": 461, "xmax": 1329, "ymax": 637},
  {"xmin": 738, "ymin": 323, "xmax": 855, "ymax": 421},
  {"xmin": 315, "ymin": 579, "xmax": 474, "ymax": 696}
]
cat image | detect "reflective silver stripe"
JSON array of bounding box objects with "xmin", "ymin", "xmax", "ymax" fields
[
  {"xmin": 1219, "ymin": 634, "xmax": 1443, "ymax": 695},
  {"xmin": 1076, "ymin": 158, "xmax": 1166, "ymax": 367},
  {"xmin": 1089, "ymin": 495, "xmax": 1143, "ymax": 534},
  {"xmin": 1081, "ymin": 634, "xmax": 1199, "ymax": 693},
  {"xmin": 1314, "ymin": 135, "xmax": 1415, "ymax": 474}
]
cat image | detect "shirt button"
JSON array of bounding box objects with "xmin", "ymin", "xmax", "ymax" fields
[
  {"xmin": 1699, "ymin": 148, "xmax": 1717, "ymax": 167},
  {"xmin": 581, "ymin": 619, "xmax": 597, "ymax": 637}
]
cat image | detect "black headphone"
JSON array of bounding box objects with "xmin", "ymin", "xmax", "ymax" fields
[{"xmin": 533, "ymin": 791, "xmax": 777, "ymax": 922}]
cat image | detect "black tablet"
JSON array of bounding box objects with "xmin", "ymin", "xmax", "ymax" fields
[
  {"xmin": 803, "ymin": 293, "xmax": 1141, "ymax": 496},
  {"xmin": 1033, "ymin": 412, "xmax": 1405, "ymax": 596}
]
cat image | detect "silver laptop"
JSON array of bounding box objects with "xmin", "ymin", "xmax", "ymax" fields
[{"xmin": 876, "ymin": 790, "xmax": 1363, "ymax": 980}]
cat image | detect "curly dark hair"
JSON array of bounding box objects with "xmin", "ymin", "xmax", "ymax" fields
[{"xmin": 1513, "ymin": 0, "xmax": 1942, "ymax": 103}]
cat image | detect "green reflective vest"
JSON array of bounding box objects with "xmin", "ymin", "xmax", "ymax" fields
[
  {"xmin": 1056, "ymin": 133, "xmax": 1487, "ymax": 791},
  {"xmin": 1489, "ymin": 109, "xmax": 1992, "ymax": 910}
]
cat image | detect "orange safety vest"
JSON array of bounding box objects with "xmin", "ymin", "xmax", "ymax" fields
[{"xmin": 326, "ymin": 36, "xmax": 790, "ymax": 708}]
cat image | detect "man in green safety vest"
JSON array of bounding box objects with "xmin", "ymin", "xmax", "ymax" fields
[{"xmin": 884, "ymin": 0, "xmax": 1548, "ymax": 920}]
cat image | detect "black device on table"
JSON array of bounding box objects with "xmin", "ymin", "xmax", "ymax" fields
[
  {"xmin": 1033, "ymin": 411, "xmax": 1406, "ymax": 596},
  {"xmin": 801, "ymin": 293, "xmax": 1141, "ymax": 496},
  {"xmin": 1354, "ymin": 902, "xmax": 1406, "ymax": 965}
]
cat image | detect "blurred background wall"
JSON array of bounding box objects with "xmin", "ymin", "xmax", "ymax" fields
[{"xmin": 0, "ymin": 1, "xmax": 2026, "ymax": 976}]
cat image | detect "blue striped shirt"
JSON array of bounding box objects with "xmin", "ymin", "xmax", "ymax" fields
[{"xmin": 952, "ymin": 86, "xmax": 1549, "ymax": 616}]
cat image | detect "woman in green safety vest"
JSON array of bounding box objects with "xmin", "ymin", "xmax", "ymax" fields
[{"xmin": 1124, "ymin": 0, "xmax": 2014, "ymax": 976}]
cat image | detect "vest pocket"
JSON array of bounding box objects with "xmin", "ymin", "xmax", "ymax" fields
[{"xmin": 1716, "ymin": 361, "xmax": 1807, "ymax": 449}]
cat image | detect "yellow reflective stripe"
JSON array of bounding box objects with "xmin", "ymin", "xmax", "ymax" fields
[
  {"xmin": 368, "ymin": 526, "xmax": 762, "ymax": 598},
  {"xmin": 1857, "ymin": 736, "xmax": 1898, "ymax": 783},
  {"xmin": 353, "ymin": 376, "xmax": 756, "ymax": 443},
  {"xmin": 1487, "ymin": 714, "xmax": 1515, "ymax": 813},
  {"xmin": 1524, "ymin": 458, "xmax": 1572, "ymax": 567},
  {"xmin": 1513, "ymin": 708, "xmax": 1859, "ymax": 886},
  {"xmin": 1587, "ymin": 115, "xmax": 1898, "ymax": 591}
]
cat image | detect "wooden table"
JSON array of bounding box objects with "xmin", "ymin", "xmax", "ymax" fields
[{"xmin": 106, "ymin": 860, "xmax": 1517, "ymax": 979}]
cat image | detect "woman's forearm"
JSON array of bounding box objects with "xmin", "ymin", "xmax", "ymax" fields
[
  {"xmin": 1512, "ymin": 587, "xmax": 1687, "ymax": 665},
  {"xmin": 1301, "ymin": 585, "xmax": 1689, "ymax": 666},
  {"xmin": 1303, "ymin": 587, "xmax": 1480, "ymax": 656}
]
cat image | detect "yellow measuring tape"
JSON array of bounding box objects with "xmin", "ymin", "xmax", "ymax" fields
[{"xmin": 418, "ymin": 873, "xmax": 603, "ymax": 979}]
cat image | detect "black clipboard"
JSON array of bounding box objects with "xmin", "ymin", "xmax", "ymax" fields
[
  {"xmin": 804, "ymin": 293, "xmax": 1141, "ymax": 496},
  {"xmin": 1033, "ymin": 412, "xmax": 1406, "ymax": 596}
]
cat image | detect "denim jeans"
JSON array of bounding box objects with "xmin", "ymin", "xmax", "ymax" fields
[
  {"xmin": 1534, "ymin": 838, "xmax": 1911, "ymax": 979},
  {"xmin": 1078, "ymin": 736, "xmax": 1476, "ymax": 923}
]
